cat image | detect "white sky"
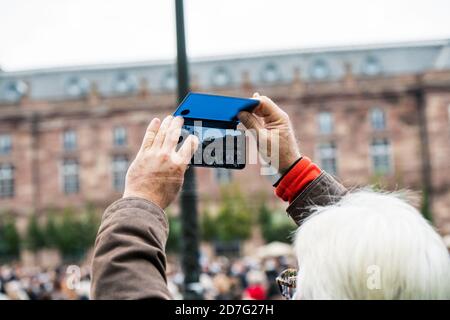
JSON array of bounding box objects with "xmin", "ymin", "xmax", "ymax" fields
[{"xmin": 1, "ymin": 0, "xmax": 450, "ymax": 71}]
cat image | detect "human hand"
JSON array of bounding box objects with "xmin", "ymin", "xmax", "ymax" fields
[
  {"xmin": 123, "ymin": 115, "xmax": 199, "ymax": 209},
  {"xmin": 238, "ymin": 93, "xmax": 301, "ymax": 175}
]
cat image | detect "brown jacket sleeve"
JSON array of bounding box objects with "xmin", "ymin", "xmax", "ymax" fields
[
  {"xmin": 90, "ymin": 197, "xmax": 171, "ymax": 300},
  {"xmin": 286, "ymin": 171, "xmax": 348, "ymax": 226}
]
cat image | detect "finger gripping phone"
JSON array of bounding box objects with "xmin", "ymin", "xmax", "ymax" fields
[{"xmin": 173, "ymin": 93, "xmax": 259, "ymax": 169}]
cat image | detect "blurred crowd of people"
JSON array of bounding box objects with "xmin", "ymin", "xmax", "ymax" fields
[
  {"xmin": 0, "ymin": 253, "xmax": 295, "ymax": 300},
  {"xmin": 0, "ymin": 264, "xmax": 90, "ymax": 300},
  {"xmin": 167, "ymin": 255, "xmax": 296, "ymax": 300}
]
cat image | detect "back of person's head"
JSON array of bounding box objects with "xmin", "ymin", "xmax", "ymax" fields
[{"xmin": 294, "ymin": 190, "xmax": 450, "ymax": 299}]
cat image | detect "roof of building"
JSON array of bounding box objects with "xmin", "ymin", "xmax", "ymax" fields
[{"xmin": 1, "ymin": 38, "xmax": 450, "ymax": 103}]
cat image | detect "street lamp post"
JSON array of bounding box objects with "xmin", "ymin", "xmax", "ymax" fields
[{"xmin": 175, "ymin": 0, "xmax": 202, "ymax": 299}]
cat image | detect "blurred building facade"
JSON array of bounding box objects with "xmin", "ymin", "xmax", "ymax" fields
[{"xmin": 1, "ymin": 39, "xmax": 450, "ymax": 234}]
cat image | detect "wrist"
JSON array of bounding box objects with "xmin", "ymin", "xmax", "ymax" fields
[
  {"xmin": 279, "ymin": 151, "xmax": 302, "ymax": 175},
  {"xmin": 273, "ymin": 157, "xmax": 302, "ymax": 187},
  {"xmin": 123, "ymin": 189, "xmax": 165, "ymax": 210}
]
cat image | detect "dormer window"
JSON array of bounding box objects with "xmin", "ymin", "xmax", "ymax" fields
[
  {"xmin": 261, "ymin": 63, "xmax": 280, "ymax": 83},
  {"xmin": 363, "ymin": 56, "xmax": 381, "ymax": 76},
  {"xmin": 211, "ymin": 67, "xmax": 231, "ymax": 87},
  {"xmin": 5, "ymin": 80, "xmax": 28, "ymax": 101},
  {"xmin": 65, "ymin": 77, "xmax": 89, "ymax": 97},
  {"xmin": 310, "ymin": 60, "xmax": 330, "ymax": 80},
  {"xmin": 114, "ymin": 73, "xmax": 137, "ymax": 94},
  {"xmin": 161, "ymin": 71, "xmax": 176, "ymax": 91}
]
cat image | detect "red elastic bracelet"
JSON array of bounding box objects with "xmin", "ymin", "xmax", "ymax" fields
[{"xmin": 275, "ymin": 157, "xmax": 321, "ymax": 203}]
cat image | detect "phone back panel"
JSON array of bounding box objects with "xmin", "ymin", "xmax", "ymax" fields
[{"xmin": 173, "ymin": 93, "xmax": 259, "ymax": 126}]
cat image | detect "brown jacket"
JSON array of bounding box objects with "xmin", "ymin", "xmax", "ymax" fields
[{"xmin": 90, "ymin": 171, "xmax": 347, "ymax": 299}]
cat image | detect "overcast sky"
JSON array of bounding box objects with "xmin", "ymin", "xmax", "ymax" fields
[{"xmin": 1, "ymin": 0, "xmax": 450, "ymax": 71}]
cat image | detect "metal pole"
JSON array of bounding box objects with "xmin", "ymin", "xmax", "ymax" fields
[
  {"xmin": 415, "ymin": 87, "xmax": 433, "ymax": 220},
  {"xmin": 175, "ymin": 0, "xmax": 202, "ymax": 299}
]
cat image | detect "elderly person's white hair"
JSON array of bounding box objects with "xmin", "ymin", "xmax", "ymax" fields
[{"xmin": 294, "ymin": 190, "xmax": 450, "ymax": 299}]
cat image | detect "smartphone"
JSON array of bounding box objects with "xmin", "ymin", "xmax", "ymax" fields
[
  {"xmin": 178, "ymin": 124, "xmax": 246, "ymax": 169},
  {"xmin": 174, "ymin": 93, "xmax": 259, "ymax": 169}
]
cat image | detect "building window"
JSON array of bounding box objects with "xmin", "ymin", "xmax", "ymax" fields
[
  {"xmin": 114, "ymin": 73, "xmax": 137, "ymax": 94},
  {"xmin": 318, "ymin": 112, "xmax": 333, "ymax": 134},
  {"xmin": 161, "ymin": 71, "xmax": 176, "ymax": 91},
  {"xmin": 63, "ymin": 130, "xmax": 77, "ymax": 151},
  {"xmin": 62, "ymin": 159, "xmax": 79, "ymax": 194},
  {"xmin": 5, "ymin": 80, "xmax": 28, "ymax": 102},
  {"xmin": 370, "ymin": 138, "xmax": 392, "ymax": 175},
  {"xmin": 0, "ymin": 164, "xmax": 14, "ymax": 198},
  {"xmin": 310, "ymin": 59, "xmax": 330, "ymax": 80},
  {"xmin": 211, "ymin": 67, "xmax": 231, "ymax": 87},
  {"xmin": 261, "ymin": 63, "xmax": 280, "ymax": 83},
  {"xmin": 65, "ymin": 77, "xmax": 89, "ymax": 97},
  {"xmin": 112, "ymin": 155, "xmax": 129, "ymax": 192},
  {"xmin": 318, "ymin": 142, "xmax": 337, "ymax": 175},
  {"xmin": 215, "ymin": 168, "xmax": 232, "ymax": 184},
  {"xmin": 113, "ymin": 126, "xmax": 127, "ymax": 147},
  {"xmin": 370, "ymin": 108, "xmax": 386, "ymax": 131},
  {"xmin": 363, "ymin": 56, "xmax": 381, "ymax": 76},
  {"xmin": 0, "ymin": 134, "xmax": 12, "ymax": 155}
]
